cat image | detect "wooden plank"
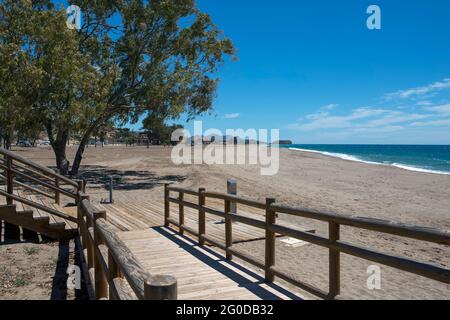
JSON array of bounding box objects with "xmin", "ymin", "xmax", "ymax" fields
[{"xmin": 117, "ymin": 228, "xmax": 304, "ymax": 301}]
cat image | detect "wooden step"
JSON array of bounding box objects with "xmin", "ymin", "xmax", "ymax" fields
[
  {"xmin": 34, "ymin": 216, "xmax": 50, "ymax": 225},
  {"xmin": 0, "ymin": 204, "xmax": 77, "ymax": 240},
  {"xmin": 17, "ymin": 210, "xmax": 34, "ymax": 219},
  {"xmin": 49, "ymin": 221, "xmax": 66, "ymax": 231}
]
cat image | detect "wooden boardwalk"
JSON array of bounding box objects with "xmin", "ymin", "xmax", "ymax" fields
[
  {"xmin": 118, "ymin": 227, "xmax": 304, "ymax": 300},
  {"xmin": 98, "ymin": 198, "xmax": 273, "ymax": 244}
]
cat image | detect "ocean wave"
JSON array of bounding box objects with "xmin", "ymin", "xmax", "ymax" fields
[
  {"xmin": 288, "ymin": 147, "xmax": 450, "ymax": 175},
  {"xmin": 391, "ymin": 163, "xmax": 450, "ymax": 175}
]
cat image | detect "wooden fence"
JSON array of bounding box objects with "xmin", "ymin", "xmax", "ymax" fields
[
  {"xmin": 78, "ymin": 194, "xmax": 177, "ymax": 300},
  {"xmin": 164, "ymin": 184, "xmax": 450, "ymax": 299},
  {"xmin": 0, "ymin": 148, "xmax": 177, "ymax": 300},
  {"xmin": 0, "ymin": 148, "xmax": 80, "ymax": 221}
]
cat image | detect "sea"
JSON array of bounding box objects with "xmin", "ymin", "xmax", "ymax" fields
[{"xmin": 282, "ymin": 145, "xmax": 450, "ymax": 175}]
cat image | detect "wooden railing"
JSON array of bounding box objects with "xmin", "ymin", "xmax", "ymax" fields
[
  {"xmin": 78, "ymin": 194, "xmax": 177, "ymax": 300},
  {"xmin": 164, "ymin": 184, "xmax": 450, "ymax": 299},
  {"xmin": 0, "ymin": 148, "xmax": 80, "ymax": 222},
  {"xmin": 0, "ymin": 148, "xmax": 177, "ymax": 300}
]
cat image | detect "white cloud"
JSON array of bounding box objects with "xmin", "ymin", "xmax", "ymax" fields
[
  {"xmin": 366, "ymin": 113, "xmax": 431, "ymax": 126},
  {"xmin": 320, "ymin": 103, "xmax": 338, "ymax": 110},
  {"xmin": 416, "ymin": 100, "xmax": 433, "ymax": 106},
  {"xmin": 290, "ymin": 107, "xmax": 390, "ymax": 131},
  {"xmin": 384, "ymin": 78, "xmax": 450, "ymax": 100},
  {"xmin": 288, "ymin": 106, "xmax": 444, "ymax": 134},
  {"xmin": 411, "ymin": 119, "xmax": 450, "ymax": 127},
  {"xmin": 350, "ymin": 126, "xmax": 404, "ymax": 134},
  {"xmin": 223, "ymin": 113, "xmax": 240, "ymax": 119},
  {"xmin": 424, "ymin": 103, "xmax": 450, "ymax": 115}
]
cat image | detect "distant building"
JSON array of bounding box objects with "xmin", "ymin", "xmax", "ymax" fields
[{"xmin": 273, "ymin": 140, "xmax": 292, "ymax": 145}]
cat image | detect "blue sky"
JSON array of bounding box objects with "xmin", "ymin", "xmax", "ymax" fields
[
  {"xmin": 61, "ymin": 1, "xmax": 450, "ymax": 144},
  {"xmin": 187, "ymin": 0, "xmax": 450, "ymax": 144}
]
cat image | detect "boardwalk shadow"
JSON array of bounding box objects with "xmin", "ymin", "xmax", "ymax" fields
[
  {"xmin": 153, "ymin": 227, "xmax": 303, "ymax": 300},
  {"xmin": 0, "ymin": 222, "xmax": 41, "ymax": 245},
  {"xmin": 75, "ymin": 165, "xmax": 185, "ymax": 191},
  {"xmin": 50, "ymin": 241, "xmax": 70, "ymax": 300},
  {"xmin": 50, "ymin": 240, "xmax": 88, "ymax": 300}
]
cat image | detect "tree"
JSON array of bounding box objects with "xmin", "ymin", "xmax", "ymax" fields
[
  {"xmin": 0, "ymin": 0, "xmax": 38, "ymax": 149},
  {"xmin": 65, "ymin": 0, "xmax": 235, "ymax": 175},
  {"xmin": 0, "ymin": 0, "xmax": 107, "ymax": 172},
  {"xmin": 142, "ymin": 113, "xmax": 183, "ymax": 146},
  {"xmin": 0, "ymin": 1, "xmax": 234, "ymax": 175}
]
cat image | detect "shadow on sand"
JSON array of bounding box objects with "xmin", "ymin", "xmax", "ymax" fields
[
  {"xmin": 76, "ymin": 165, "xmax": 186, "ymax": 191},
  {"xmin": 0, "ymin": 223, "xmax": 87, "ymax": 300}
]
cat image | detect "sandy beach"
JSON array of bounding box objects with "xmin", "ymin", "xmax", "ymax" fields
[{"xmin": 12, "ymin": 145, "xmax": 450, "ymax": 300}]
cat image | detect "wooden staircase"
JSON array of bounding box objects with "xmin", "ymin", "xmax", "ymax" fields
[
  {"xmin": 0, "ymin": 204, "xmax": 77, "ymax": 240},
  {"xmin": 0, "ymin": 148, "xmax": 82, "ymax": 241}
]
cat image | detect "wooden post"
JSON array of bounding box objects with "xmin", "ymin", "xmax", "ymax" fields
[
  {"xmin": 179, "ymin": 192, "xmax": 184, "ymax": 235},
  {"xmin": 94, "ymin": 209, "xmax": 108, "ymax": 299},
  {"xmin": 198, "ymin": 188, "xmax": 206, "ymax": 245},
  {"xmin": 6, "ymin": 156, "xmax": 13, "ymax": 205},
  {"xmin": 328, "ymin": 221, "xmax": 340, "ymax": 298},
  {"xmin": 225, "ymin": 198, "xmax": 232, "ymax": 260},
  {"xmin": 108, "ymin": 176, "xmax": 114, "ymax": 204},
  {"xmin": 144, "ymin": 275, "xmax": 177, "ymax": 300},
  {"xmin": 164, "ymin": 184, "xmax": 170, "ymax": 227},
  {"xmin": 77, "ymin": 194, "xmax": 90, "ymax": 250},
  {"xmin": 86, "ymin": 206, "xmax": 95, "ymax": 271},
  {"xmin": 54, "ymin": 169, "xmax": 60, "ymax": 205},
  {"xmin": 227, "ymin": 179, "xmax": 237, "ymax": 214},
  {"xmin": 76, "ymin": 180, "xmax": 84, "ymax": 204},
  {"xmin": 265, "ymin": 198, "xmax": 276, "ymax": 282},
  {"xmin": 108, "ymin": 251, "xmax": 121, "ymax": 300}
]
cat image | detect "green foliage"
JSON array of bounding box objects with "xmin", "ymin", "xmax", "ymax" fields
[
  {"xmin": 14, "ymin": 277, "xmax": 28, "ymax": 287},
  {"xmin": 0, "ymin": 0, "xmax": 235, "ymax": 173},
  {"xmin": 142, "ymin": 112, "xmax": 183, "ymax": 145},
  {"xmin": 23, "ymin": 246, "xmax": 40, "ymax": 255}
]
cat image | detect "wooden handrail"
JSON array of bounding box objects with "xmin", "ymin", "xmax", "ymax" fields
[
  {"xmin": 166, "ymin": 186, "xmax": 199, "ymax": 196},
  {"xmin": 12, "ymin": 162, "xmax": 59, "ymax": 184},
  {"xmin": 0, "ymin": 173, "xmax": 54, "ymax": 200},
  {"xmin": 270, "ymin": 203, "xmax": 450, "ymax": 245},
  {"xmin": 164, "ymin": 185, "xmax": 450, "ymax": 299},
  {"xmin": 0, "ymin": 149, "xmax": 81, "ymax": 224},
  {"xmin": 0, "ymin": 164, "xmax": 77, "ymax": 199},
  {"xmin": 0, "ymin": 188, "xmax": 77, "ymax": 222},
  {"xmin": 79, "ymin": 199, "xmax": 177, "ymax": 300},
  {"xmin": 13, "ymin": 178, "xmax": 54, "ymax": 200},
  {"xmin": 203, "ymin": 191, "xmax": 267, "ymax": 209},
  {"xmin": 0, "ymin": 148, "xmax": 79, "ymax": 188}
]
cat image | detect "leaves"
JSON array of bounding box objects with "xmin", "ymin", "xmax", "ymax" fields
[{"xmin": 0, "ymin": 0, "xmax": 235, "ymax": 171}]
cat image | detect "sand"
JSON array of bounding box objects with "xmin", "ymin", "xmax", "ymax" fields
[
  {"xmin": 0, "ymin": 237, "xmax": 87, "ymax": 300},
  {"xmin": 9, "ymin": 145, "xmax": 450, "ymax": 300}
]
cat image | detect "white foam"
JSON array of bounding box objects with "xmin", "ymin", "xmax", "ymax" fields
[
  {"xmin": 288, "ymin": 147, "xmax": 450, "ymax": 175},
  {"xmin": 391, "ymin": 163, "xmax": 450, "ymax": 175}
]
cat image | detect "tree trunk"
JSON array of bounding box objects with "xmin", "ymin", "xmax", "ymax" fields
[
  {"xmin": 53, "ymin": 142, "xmax": 70, "ymax": 175},
  {"xmin": 70, "ymin": 128, "xmax": 93, "ymax": 176},
  {"xmin": 5, "ymin": 138, "xmax": 11, "ymax": 150},
  {"xmin": 4, "ymin": 134, "xmax": 11, "ymax": 150},
  {"xmin": 47, "ymin": 124, "xmax": 70, "ymax": 175}
]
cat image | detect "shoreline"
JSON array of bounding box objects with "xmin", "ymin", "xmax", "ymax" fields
[{"xmin": 287, "ymin": 147, "xmax": 450, "ymax": 176}]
